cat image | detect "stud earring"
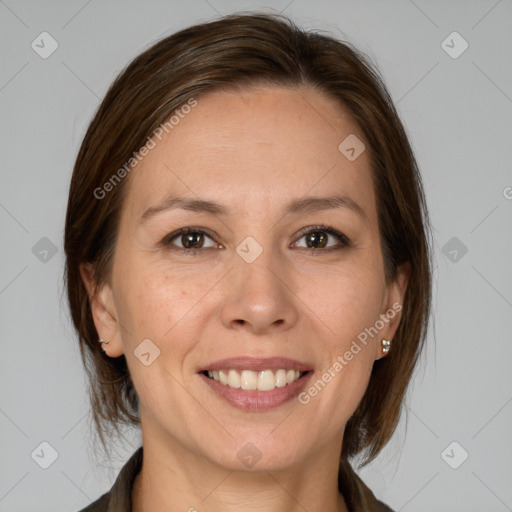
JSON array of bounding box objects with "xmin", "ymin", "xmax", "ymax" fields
[
  {"xmin": 381, "ymin": 339, "xmax": 391, "ymax": 354},
  {"xmin": 99, "ymin": 338, "xmax": 109, "ymax": 351}
]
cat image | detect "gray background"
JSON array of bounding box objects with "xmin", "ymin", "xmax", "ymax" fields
[{"xmin": 1, "ymin": 0, "xmax": 511, "ymax": 510}]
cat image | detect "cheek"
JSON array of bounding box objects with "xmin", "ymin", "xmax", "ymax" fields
[
  {"xmin": 114, "ymin": 266, "xmax": 202, "ymax": 406},
  {"xmin": 296, "ymin": 260, "xmax": 384, "ymax": 336},
  {"xmin": 296, "ymin": 261, "xmax": 382, "ymax": 409},
  {"xmin": 300, "ymin": 346, "xmax": 375, "ymax": 436},
  {"xmin": 115, "ymin": 257, "xmax": 217, "ymax": 357}
]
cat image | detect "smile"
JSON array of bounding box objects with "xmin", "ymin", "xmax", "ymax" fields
[
  {"xmin": 199, "ymin": 370, "xmax": 313, "ymax": 412},
  {"xmin": 204, "ymin": 368, "xmax": 307, "ymax": 391}
]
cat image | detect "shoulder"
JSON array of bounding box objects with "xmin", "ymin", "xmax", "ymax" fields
[
  {"xmin": 376, "ymin": 499, "xmax": 395, "ymax": 512},
  {"xmin": 338, "ymin": 456, "xmax": 396, "ymax": 512},
  {"xmin": 75, "ymin": 446, "xmax": 143, "ymax": 511},
  {"xmin": 76, "ymin": 491, "xmax": 109, "ymax": 512}
]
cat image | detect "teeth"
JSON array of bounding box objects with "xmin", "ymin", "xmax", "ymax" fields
[
  {"xmin": 257, "ymin": 370, "xmax": 275, "ymax": 391},
  {"xmin": 275, "ymin": 369, "xmax": 287, "ymax": 387},
  {"xmin": 228, "ymin": 369, "xmax": 241, "ymax": 388},
  {"xmin": 206, "ymin": 368, "xmax": 305, "ymax": 391}
]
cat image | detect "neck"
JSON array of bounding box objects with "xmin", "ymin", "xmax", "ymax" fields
[{"xmin": 131, "ymin": 423, "xmax": 349, "ymax": 512}]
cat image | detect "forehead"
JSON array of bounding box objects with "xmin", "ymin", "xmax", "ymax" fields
[{"xmin": 122, "ymin": 85, "xmax": 376, "ymax": 222}]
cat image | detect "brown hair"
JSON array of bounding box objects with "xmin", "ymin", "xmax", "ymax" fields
[{"xmin": 64, "ymin": 12, "xmax": 432, "ymax": 468}]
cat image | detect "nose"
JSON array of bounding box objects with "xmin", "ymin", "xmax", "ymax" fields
[{"xmin": 219, "ymin": 247, "xmax": 299, "ymax": 335}]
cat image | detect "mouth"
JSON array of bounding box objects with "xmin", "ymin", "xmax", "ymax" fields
[
  {"xmin": 197, "ymin": 356, "xmax": 314, "ymax": 411},
  {"xmin": 201, "ymin": 368, "xmax": 310, "ymax": 391}
]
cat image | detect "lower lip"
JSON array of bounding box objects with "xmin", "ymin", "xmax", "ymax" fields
[{"xmin": 198, "ymin": 372, "xmax": 314, "ymax": 412}]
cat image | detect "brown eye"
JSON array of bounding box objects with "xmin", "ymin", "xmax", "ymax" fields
[
  {"xmin": 181, "ymin": 231, "xmax": 205, "ymax": 249},
  {"xmin": 305, "ymin": 231, "xmax": 328, "ymax": 249},
  {"xmin": 161, "ymin": 225, "xmax": 350, "ymax": 256},
  {"xmin": 293, "ymin": 226, "xmax": 351, "ymax": 252},
  {"xmin": 162, "ymin": 228, "xmax": 217, "ymax": 253}
]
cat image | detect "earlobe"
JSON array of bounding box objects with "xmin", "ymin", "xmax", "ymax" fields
[{"xmin": 79, "ymin": 263, "xmax": 124, "ymax": 357}]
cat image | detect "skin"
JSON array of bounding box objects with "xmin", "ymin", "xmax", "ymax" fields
[{"xmin": 81, "ymin": 85, "xmax": 409, "ymax": 512}]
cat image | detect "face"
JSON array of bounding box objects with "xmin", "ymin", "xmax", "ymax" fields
[{"xmin": 83, "ymin": 85, "xmax": 409, "ymax": 472}]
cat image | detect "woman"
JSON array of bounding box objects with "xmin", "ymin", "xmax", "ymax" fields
[{"xmin": 65, "ymin": 12, "xmax": 432, "ymax": 512}]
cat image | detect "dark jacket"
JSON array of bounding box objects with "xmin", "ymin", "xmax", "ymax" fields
[{"xmin": 78, "ymin": 447, "xmax": 394, "ymax": 512}]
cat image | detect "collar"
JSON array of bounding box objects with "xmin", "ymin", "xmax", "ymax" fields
[{"xmin": 96, "ymin": 446, "xmax": 392, "ymax": 512}]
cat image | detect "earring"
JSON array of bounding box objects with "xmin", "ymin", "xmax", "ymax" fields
[
  {"xmin": 381, "ymin": 339, "xmax": 391, "ymax": 354},
  {"xmin": 99, "ymin": 338, "xmax": 109, "ymax": 351}
]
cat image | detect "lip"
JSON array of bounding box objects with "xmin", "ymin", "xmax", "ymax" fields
[
  {"xmin": 197, "ymin": 356, "xmax": 313, "ymax": 373},
  {"xmin": 199, "ymin": 370, "xmax": 314, "ymax": 412}
]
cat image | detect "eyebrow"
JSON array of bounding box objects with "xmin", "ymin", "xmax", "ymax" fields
[{"xmin": 139, "ymin": 194, "xmax": 367, "ymax": 224}]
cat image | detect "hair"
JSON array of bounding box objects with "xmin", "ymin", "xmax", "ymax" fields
[{"xmin": 64, "ymin": 11, "xmax": 432, "ymax": 468}]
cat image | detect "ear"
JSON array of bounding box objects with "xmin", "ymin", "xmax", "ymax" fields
[
  {"xmin": 80, "ymin": 262, "xmax": 124, "ymax": 358},
  {"xmin": 375, "ymin": 261, "xmax": 411, "ymax": 360}
]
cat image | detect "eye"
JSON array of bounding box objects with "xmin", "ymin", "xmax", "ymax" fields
[
  {"xmin": 160, "ymin": 225, "xmax": 351, "ymax": 256},
  {"xmin": 161, "ymin": 227, "xmax": 220, "ymax": 256},
  {"xmin": 292, "ymin": 225, "xmax": 351, "ymax": 253}
]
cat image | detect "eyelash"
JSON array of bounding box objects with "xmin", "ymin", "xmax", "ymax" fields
[{"xmin": 160, "ymin": 225, "xmax": 351, "ymax": 257}]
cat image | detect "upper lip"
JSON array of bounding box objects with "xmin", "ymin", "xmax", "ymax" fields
[{"xmin": 198, "ymin": 357, "xmax": 313, "ymax": 373}]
